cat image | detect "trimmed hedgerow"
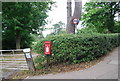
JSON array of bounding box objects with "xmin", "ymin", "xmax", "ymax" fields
[{"xmin": 33, "ymin": 33, "xmax": 120, "ymax": 68}]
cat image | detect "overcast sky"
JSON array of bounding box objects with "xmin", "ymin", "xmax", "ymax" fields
[
  {"xmin": 42, "ymin": 0, "xmax": 88, "ymax": 37},
  {"xmin": 45, "ymin": 0, "xmax": 88, "ymax": 26}
]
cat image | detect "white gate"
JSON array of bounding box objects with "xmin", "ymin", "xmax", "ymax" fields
[{"xmin": 0, "ymin": 49, "xmax": 28, "ymax": 70}]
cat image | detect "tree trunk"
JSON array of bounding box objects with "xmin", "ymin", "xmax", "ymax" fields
[
  {"xmin": 66, "ymin": 0, "xmax": 82, "ymax": 34},
  {"xmin": 66, "ymin": 0, "xmax": 74, "ymax": 33},
  {"xmin": 73, "ymin": 0, "xmax": 82, "ymax": 18},
  {"xmin": 16, "ymin": 30, "xmax": 21, "ymax": 49}
]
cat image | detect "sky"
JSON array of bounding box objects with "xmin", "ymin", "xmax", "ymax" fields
[
  {"xmin": 46, "ymin": 0, "xmax": 88, "ymax": 26},
  {"xmin": 46, "ymin": 0, "xmax": 67, "ymax": 26},
  {"xmin": 42, "ymin": 0, "xmax": 88, "ymax": 37}
]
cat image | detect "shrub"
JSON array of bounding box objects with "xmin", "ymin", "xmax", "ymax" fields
[
  {"xmin": 77, "ymin": 26, "xmax": 98, "ymax": 35},
  {"xmin": 113, "ymin": 21, "xmax": 120, "ymax": 33},
  {"xmin": 32, "ymin": 33, "xmax": 120, "ymax": 68},
  {"xmin": 77, "ymin": 26, "xmax": 109, "ymax": 35},
  {"xmin": 34, "ymin": 55, "xmax": 46, "ymax": 69}
]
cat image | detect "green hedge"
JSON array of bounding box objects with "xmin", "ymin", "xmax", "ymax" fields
[{"xmin": 33, "ymin": 33, "xmax": 120, "ymax": 67}]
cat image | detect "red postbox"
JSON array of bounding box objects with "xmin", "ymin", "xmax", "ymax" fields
[{"xmin": 44, "ymin": 41, "xmax": 52, "ymax": 55}]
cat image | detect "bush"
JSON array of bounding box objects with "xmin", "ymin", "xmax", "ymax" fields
[
  {"xmin": 34, "ymin": 55, "xmax": 46, "ymax": 69},
  {"xmin": 33, "ymin": 33, "xmax": 120, "ymax": 68},
  {"xmin": 77, "ymin": 26, "xmax": 110, "ymax": 35},
  {"xmin": 113, "ymin": 21, "xmax": 120, "ymax": 33},
  {"xmin": 77, "ymin": 26, "xmax": 98, "ymax": 35}
]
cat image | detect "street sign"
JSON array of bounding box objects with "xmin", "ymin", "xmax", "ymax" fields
[
  {"xmin": 25, "ymin": 52, "xmax": 31, "ymax": 58},
  {"xmin": 72, "ymin": 18, "xmax": 79, "ymax": 24}
]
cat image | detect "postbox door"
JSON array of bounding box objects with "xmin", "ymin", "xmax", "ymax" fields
[
  {"xmin": 45, "ymin": 45, "xmax": 50, "ymax": 54},
  {"xmin": 44, "ymin": 41, "xmax": 51, "ymax": 55}
]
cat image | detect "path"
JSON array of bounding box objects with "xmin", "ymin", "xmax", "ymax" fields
[{"xmin": 25, "ymin": 47, "xmax": 119, "ymax": 79}]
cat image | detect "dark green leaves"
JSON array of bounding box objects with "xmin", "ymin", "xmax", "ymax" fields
[
  {"xmin": 32, "ymin": 33, "xmax": 120, "ymax": 66},
  {"xmin": 82, "ymin": 1, "xmax": 120, "ymax": 33},
  {"xmin": 2, "ymin": 2, "xmax": 54, "ymax": 49}
]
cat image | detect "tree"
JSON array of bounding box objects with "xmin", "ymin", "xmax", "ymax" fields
[
  {"xmin": 2, "ymin": 2, "xmax": 53, "ymax": 49},
  {"xmin": 66, "ymin": 0, "xmax": 82, "ymax": 34},
  {"xmin": 53, "ymin": 21, "xmax": 65, "ymax": 35},
  {"xmin": 82, "ymin": 1, "xmax": 120, "ymax": 33}
]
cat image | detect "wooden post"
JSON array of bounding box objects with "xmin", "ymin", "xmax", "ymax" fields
[{"xmin": 23, "ymin": 48, "xmax": 35, "ymax": 71}]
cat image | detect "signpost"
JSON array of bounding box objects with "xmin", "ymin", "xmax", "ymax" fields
[
  {"xmin": 23, "ymin": 48, "xmax": 35, "ymax": 72},
  {"xmin": 44, "ymin": 41, "xmax": 52, "ymax": 72},
  {"xmin": 72, "ymin": 18, "xmax": 79, "ymax": 33}
]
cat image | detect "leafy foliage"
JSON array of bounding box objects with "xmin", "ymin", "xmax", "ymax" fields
[
  {"xmin": 82, "ymin": 2, "xmax": 120, "ymax": 33},
  {"xmin": 2, "ymin": 2, "xmax": 54, "ymax": 49},
  {"xmin": 34, "ymin": 55, "xmax": 46, "ymax": 69},
  {"xmin": 52, "ymin": 21, "xmax": 65, "ymax": 35},
  {"xmin": 33, "ymin": 33, "xmax": 120, "ymax": 69},
  {"xmin": 113, "ymin": 21, "xmax": 120, "ymax": 33},
  {"xmin": 77, "ymin": 26, "xmax": 98, "ymax": 35}
]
